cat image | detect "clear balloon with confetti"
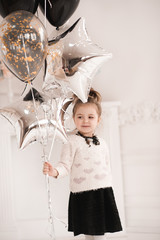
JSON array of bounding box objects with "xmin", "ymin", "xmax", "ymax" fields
[{"xmin": 0, "ymin": 10, "xmax": 48, "ymax": 83}]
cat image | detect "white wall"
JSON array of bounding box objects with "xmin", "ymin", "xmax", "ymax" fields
[{"xmin": 0, "ymin": 1, "xmax": 160, "ymax": 240}]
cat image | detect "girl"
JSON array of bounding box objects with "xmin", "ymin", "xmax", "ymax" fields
[{"xmin": 43, "ymin": 89, "xmax": 122, "ymax": 240}]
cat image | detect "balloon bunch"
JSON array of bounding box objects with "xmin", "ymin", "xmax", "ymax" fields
[
  {"xmin": 0, "ymin": 15, "xmax": 112, "ymax": 147},
  {"xmin": 0, "ymin": 2, "xmax": 112, "ymax": 239}
]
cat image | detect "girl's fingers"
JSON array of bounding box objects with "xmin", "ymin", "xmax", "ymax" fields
[
  {"xmin": 43, "ymin": 162, "xmax": 53, "ymax": 175},
  {"xmin": 44, "ymin": 162, "xmax": 52, "ymax": 168},
  {"xmin": 43, "ymin": 163, "xmax": 49, "ymax": 173}
]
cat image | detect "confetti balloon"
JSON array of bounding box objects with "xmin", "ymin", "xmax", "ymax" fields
[{"xmin": 0, "ymin": 10, "xmax": 48, "ymax": 83}]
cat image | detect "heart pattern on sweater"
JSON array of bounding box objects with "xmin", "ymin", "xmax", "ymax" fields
[
  {"xmin": 84, "ymin": 168, "xmax": 94, "ymax": 174},
  {"xmin": 73, "ymin": 177, "xmax": 86, "ymax": 184}
]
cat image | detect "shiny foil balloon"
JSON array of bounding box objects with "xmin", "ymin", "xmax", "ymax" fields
[
  {"xmin": 0, "ymin": 87, "xmax": 67, "ymax": 149},
  {"xmin": 0, "ymin": 0, "xmax": 39, "ymax": 18},
  {"xmin": 42, "ymin": 40, "xmax": 66, "ymax": 98},
  {"xmin": 47, "ymin": 18, "xmax": 112, "ymax": 102},
  {"xmin": 0, "ymin": 10, "xmax": 48, "ymax": 83}
]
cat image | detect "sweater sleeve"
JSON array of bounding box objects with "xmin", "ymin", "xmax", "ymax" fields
[{"xmin": 55, "ymin": 137, "xmax": 76, "ymax": 178}]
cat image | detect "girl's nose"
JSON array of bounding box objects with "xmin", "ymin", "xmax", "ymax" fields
[{"xmin": 83, "ymin": 117, "xmax": 88, "ymax": 123}]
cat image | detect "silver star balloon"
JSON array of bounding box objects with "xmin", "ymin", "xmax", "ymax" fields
[
  {"xmin": 44, "ymin": 17, "xmax": 112, "ymax": 103},
  {"xmin": 0, "ymin": 87, "xmax": 67, "ymax": 149}
]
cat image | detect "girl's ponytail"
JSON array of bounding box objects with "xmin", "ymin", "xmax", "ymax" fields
[{"xmin": 73, "ymin": 88, "xmax": 102, "ymax": 117}]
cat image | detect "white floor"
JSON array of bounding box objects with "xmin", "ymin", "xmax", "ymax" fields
[{"xmin": 30, "ymin": 232, "xmax": 160, "ymax": 240}]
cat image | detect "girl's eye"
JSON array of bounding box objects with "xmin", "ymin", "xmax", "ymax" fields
[
  {"xmin": 78, "ymin": 116, "xmax": 82, "ymax": 119},
  {"xmin": 89, "ymin": 116, "xmax": 94, "ymax": 119}
]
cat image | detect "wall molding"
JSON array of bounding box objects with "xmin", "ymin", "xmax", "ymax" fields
[{"xmin": 119, "ymin": 101, "xmax": 160, "ymax": 126}]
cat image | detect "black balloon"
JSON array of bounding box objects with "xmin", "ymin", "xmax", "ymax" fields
[
  {"xmin": 0, "ymin": 0, "xmax": 39, "ymax": 18},
  {"xmin": 39, "ymin": 0, "xmax": 80, "ymax": 28},
  {"xmin": 23, "ymin": 88, "xmax": 44, "ymax": 103}
]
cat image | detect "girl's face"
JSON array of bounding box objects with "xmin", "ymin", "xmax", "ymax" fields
[{"xmin": 73, "ymin": 103, "xmax": 100, "ymax": 137}]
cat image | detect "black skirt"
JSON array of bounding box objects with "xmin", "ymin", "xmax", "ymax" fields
[{"xmin": 68, "ymin": 187, "xmax": 122, "ymax": 236}]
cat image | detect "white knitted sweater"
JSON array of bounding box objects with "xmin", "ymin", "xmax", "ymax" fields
[{"xmin": 55, "ymin": 133, "xmax": 113, "ymax": 193}]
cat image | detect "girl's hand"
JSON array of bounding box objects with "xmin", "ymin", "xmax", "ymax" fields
[{"xmin": 43, "ymin": 162, "xmax": 59, "ymax": 178}]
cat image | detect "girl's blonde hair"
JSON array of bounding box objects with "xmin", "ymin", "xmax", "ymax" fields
[{"xmin": 72, "ymin": 88, "xmax": 102, "ymax": 117}]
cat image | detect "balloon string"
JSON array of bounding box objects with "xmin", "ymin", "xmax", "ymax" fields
[
  {"xmin": 45, "ymin": 174, "xmax": 56, "ymax": 240},
  {"xmin": 47, "ymin": 97, "xmax": 64, "ymax": 162},
  {"xmin": 29, "ymin": 86, "xmax": 67, "ymax": 236},
  {"xmin": 29, "ymin": 84, "xmax": 44, "ymax": 137},
  {"xmin": 29, "ymin": 84, "xmax": 57, "ymax": 239},
  {"xmin": 44, "ymin": 97, "xmax": 68, "ymax": 229},
  {"xmin": 47, "ymin": 99, "xmax": 58, "ymax": 162},
  {"xmin": 42, "ymin": 97, "xmax": 68, "ymax": 228},
  {"xmin": 44, "ymin": 0, "xmax": 47, "ymax": 29},
  {"xmin": 48, "ymin": 0, "xmax": 52, "ymax": 7},
  {"xmin": 21, "ymin": 83, "xmax": 27, "ymax": 96},
  {"xmin": 20, "ymin": 28, "xmax": 68, "ymax": 236},
  {"xmin": 29, "ymin": 85, "xmax": 67, "ymax": 237},
  {"xmin": 45, "ymin": 173, "xmax": 67, "ymax": 238}
]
